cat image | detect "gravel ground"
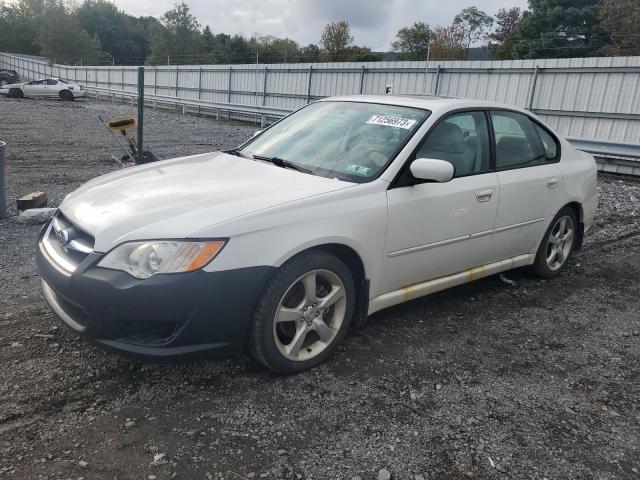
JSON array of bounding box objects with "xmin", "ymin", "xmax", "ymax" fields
[{"xmin": 1, "ymin": 97, "xmax": 639, "ymax": 480}]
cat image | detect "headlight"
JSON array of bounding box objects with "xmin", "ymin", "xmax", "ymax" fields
[{"xmin": 98, "ymin": 240, "xmax": 226, "ymax": 279}]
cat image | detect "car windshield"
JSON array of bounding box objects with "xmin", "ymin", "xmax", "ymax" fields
[{"xmin": 239, "ymin": 101, "xmax": 430, "ymax": 182}]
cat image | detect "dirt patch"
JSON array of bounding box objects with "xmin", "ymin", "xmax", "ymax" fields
[{"xmin": 1, "ymin": 97, "xmax": 639, "ymax": 479}]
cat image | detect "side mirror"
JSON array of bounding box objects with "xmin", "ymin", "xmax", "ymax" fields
[
  {"xmin": 252, "ymin": 129, "xmax": 263, "ymax": 138},
  {"xmin": 409, "ymin": 158, "xmax": 454, "ymax": 183}
]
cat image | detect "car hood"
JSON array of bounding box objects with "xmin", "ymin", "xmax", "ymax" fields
[{"xmin": 60, "ymin": 151, "xmax": 355, "ymax": 252}]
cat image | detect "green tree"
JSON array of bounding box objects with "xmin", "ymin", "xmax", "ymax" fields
[
  {"xmin": 489, "ymin": 7, "xmax": 522, "ymax": 59},
  {"xmin": 392, "ymin": 21, "xmax": 431, "ymax": 60},
  {"xmin": 453, "ymin": 6, "xmax": 494, "ymax": 53},
  {"xmin": 510, "ymin": 0, "xmax": 607, "ymax": 59},
  {"xmin": 37, "ymin": 2, "xmax": 104, "ymax": 64},
  {"xmin": 147, "ymin": 2, "xmax": 204, "ymax": 64},
  {"xmin": 599, "ymin": 0, "xmax": 640, "ymax": 56},
  {"xmin": 319, "ymin": 20, "xmax": 353, "ymax": 60}
]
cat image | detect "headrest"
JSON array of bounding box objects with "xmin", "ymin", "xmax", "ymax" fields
[{"xmin": 426, "ymin": 122, "xmax": 466, "ymax": 154}]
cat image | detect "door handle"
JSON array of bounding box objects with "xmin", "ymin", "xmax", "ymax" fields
[
  {"xmin": 476, "ymin": 189, "xmax": 493, "ymax": 203},
  {"xmin": 547, "ymin": 177, "xmax": 560, "ymax": 189}
]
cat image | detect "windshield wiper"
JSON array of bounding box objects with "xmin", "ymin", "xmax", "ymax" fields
[
  {"xmin": 252, "ymin": 154, "xmax": 312, "ymax": 174},
  {"xmin": 225, "ymin": 148, "xmax": 251, "ymax": 158}
]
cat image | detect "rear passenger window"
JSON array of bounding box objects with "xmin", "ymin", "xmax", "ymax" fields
[
  {"xmin": 491, "ymin": 111, "xmax": 547, "ymax": 169},
  {"xmin": 46, "ymin": 79, "xmax": 58, "ymax": 85},
  {"xmin": 534, "ymin": 124, "xmax": 558, "ymax": 160},
  {"xmin": 414, "ymin": 111, "xmax": 490, "ymax": 177}
]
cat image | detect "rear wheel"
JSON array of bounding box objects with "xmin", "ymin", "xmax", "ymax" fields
[
  {"xmin": 531, "ymin": 207, "xmax": 577, "ymax": 278},
  {"xmin": 8, "ymin": 88, "xmax": 23, "ymax": 98},
  {"xmin": 248, "ymin": 250, "xmax": 355, "ymax": 374},
  {"xmin": 59, "ymin": 90, "xmax": 74, "ymax": 101}
]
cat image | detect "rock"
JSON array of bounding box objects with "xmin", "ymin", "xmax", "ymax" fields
[
  {"xmin": 378, "ymin": 468, "xmax": 391, "ymax": 480},
  {"xmin": 77, "ymin": 460, "xmax": 88, "ymax": 468},
  {"xmin": 151, "ymin": 453, "xmax": 167, "ymax": 465},
  {"xmin": 16, "ymin": 207, "xmax": 56, "ymax": 224},
  {"xmin": 435, "ymin": 384, "xmax": 442, "ymax": 390},
  {"xmin": 276, "ymin": 449, "xmax": 287, "ymax": 455},
  {"xmin": 17, "ymin": 191, "xmax": 48, "ymax": 211}
]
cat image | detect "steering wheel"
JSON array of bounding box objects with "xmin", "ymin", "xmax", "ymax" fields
[{"xmin": 356, "ymin": 146, "xmax": 389, "ymax": 169}]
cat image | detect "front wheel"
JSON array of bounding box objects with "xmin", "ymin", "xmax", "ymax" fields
[
  {"xmin": 59, "ymin": 90, "xmax": 74, "ymax": 101},
  {"xmin": 248, "ymin": 250, "xmax": 355, "ymax": 374},
  {"xmin": 531, "ymin": 207, "xmax": 577, "ymax": 278}
]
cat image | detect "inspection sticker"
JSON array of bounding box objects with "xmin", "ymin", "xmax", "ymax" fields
[
  {"xmin": 345, "ymin": 164, "xmax": 372, "ymax": 176},
  {"xmin": 366, "ymin": 114, "xmax": 417, "ymax": 129}
]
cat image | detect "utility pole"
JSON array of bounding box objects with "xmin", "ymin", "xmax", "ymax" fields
[
  {"xmin": 167, "ymin": 55, "xmax": 170, "ymax": 66},
  {"xmin": 137, "ymin": 67, "xmax": 145, "ymax": 164},
  {"xmin": 256, "ymin": 51, "xmax": 259, "ymax": 64}
]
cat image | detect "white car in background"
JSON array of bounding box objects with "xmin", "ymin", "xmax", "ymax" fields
[
  {"xmin": 37, "ymin": 95, "xmax": 598, "ymax": 374},
  {"xmin": 1, "ymin": 77, "xmax": 85, "ymax": 100}
]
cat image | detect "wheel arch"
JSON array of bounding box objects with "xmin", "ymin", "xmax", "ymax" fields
[{"xmin": 564, "ymin": 201, "xmax": 585, "ymax": 250}]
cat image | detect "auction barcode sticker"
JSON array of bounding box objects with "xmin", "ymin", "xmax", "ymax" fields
[{"xmin": 366, "ymin": 114, "xmax": 417, "ymax": 129}]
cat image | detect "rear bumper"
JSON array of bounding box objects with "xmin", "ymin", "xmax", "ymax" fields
[{"xmin": 36, "ymin": 227, "xmax": 274, "ymax": 360}]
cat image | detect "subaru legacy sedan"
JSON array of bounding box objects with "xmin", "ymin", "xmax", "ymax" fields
[{"xmin": 37, "ymin": 95, "xmax": 598, "ymax": 373}]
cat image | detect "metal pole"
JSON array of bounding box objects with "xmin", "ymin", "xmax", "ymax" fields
[
  {"xmin": 359, "ymin": 65, "xmax": 366, "ymax": 94},
  {"xmin": 262, "ymin": 67, "xmax": 268, "ymax": 106},
  {"xmin": 0, "ymin": 142, "xmax": 6, "ymax": 219},
  {"xmin": 527, "ymin": 65, "xmax": 540, "ymax": 110},
  {"xmin": 306, "ymin": 65, "xmax": 313, "ymax": 103},
  {"xmin": 434, "ymin": 64, "xmax": 441, "ymax": 95},
  {"xmin": 137, "ymin": 67, "xmax": 144, "ymax": 164},
  {"xmin": 228, "ymin": 67, "xmax": 232, "ymax": 102},
  {"xmin": 175, "ymin": 66, "xmax": 179, "ymax": 97}
]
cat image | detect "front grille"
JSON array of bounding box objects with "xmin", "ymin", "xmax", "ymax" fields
[{"xmin": 42, "ymin": 213, "xmax": 95, "ymax": 274}]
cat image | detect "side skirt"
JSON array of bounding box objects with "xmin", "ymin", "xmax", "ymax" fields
[{"xmin": 367, "ymin": 254, "xmax": 535, "ymax": 315}]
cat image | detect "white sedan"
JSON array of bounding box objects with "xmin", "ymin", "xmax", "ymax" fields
[
  {"xmin": 37, "ymin": 95, "xmax": 597, "ymax": 373},
  {"xmin": 1, "ymin": 77, "xmax": 85, "ymax": 100}
]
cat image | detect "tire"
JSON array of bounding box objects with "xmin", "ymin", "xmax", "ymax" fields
[
  {"xmin": 8, "ymin": 88, "xmax": 23, "ymax": 98},
  {"xmin": 248, "ymin": 250, "xmax": 356, "ymax": 374},
  {"xmin": 59, "ymin": 90, "xmax": 74, "ymax": 101},
  {"xmin": 531, "ymin": 207, "xmax": 578, "ymax": 278}
]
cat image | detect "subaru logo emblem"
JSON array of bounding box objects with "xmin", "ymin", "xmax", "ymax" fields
[{"xmin": 55, "ymin": 227, "xmax": 70, "ymax": 245}]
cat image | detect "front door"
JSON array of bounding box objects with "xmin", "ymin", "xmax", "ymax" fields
[{"xmin": 381, "ymin": 111, "xmax": 499, "ymax": 295}]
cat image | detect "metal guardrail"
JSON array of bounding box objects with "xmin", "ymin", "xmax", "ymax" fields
[
  {"xmin": 568, "ymin": 138, "xmax": 640, "ymax": 176},
  {"xmin": 86, "ymin": 86, "xmax": 292, "ymax": 127},
  {"xmin": 567, "ymin": 138, "xmax": 640, "ymax": 159}
]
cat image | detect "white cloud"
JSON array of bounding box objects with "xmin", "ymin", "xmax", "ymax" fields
[{"xmin": 111, "ymin": 0, "xmax": 530, "ymax": 50}]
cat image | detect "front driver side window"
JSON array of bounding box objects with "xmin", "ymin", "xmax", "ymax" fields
[{"xmin": 414, "ymin": 111, "xmax": 490, "ymax": 178}]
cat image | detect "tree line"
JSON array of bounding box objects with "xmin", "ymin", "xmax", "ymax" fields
[{"xmin": 0, "ymin": 0, "xmax": 637, "ymax": 66}]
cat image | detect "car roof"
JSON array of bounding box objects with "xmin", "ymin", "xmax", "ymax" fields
[{"xmin": 319, "ymin": 94, "xmax": 529, "ymax": 116}]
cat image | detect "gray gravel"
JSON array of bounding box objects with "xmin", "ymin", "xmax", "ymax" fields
[{"xmin": 1, "ymin": 97, "xmax": 639, "ymax": 480}]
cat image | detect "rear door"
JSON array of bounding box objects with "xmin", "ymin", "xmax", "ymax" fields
[
  {"xmin": 490, "ymin": 110, "xmax": 563, "ymax": 261},
  {"xmin": 382, "ymin": 111, "xmax": 499, "ymax": 294}
]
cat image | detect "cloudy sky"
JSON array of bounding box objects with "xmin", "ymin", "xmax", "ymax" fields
[{"xmin": 111, "ymin": 0, "xmax": 529, "ymax": 50}]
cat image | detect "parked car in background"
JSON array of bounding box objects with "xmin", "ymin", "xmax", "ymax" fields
[
  {"xmin": 37, "ymin": 95, "xmax": 598, "ymax": 374},
  {"xmin": 0, "ymin": 77, "xmax": 85, "ymax": 100},
  {"xmin": 0, "ymin": 69, "xmax": 20, "ymax": 87}
]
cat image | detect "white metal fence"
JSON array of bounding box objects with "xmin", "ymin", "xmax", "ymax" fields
[{"xmin": 2, "ymin": 52, "xmax": 640, "ymax": 144}]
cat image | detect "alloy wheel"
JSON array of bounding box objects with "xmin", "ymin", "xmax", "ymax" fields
[
  {"xmin": 272, "ymin": 269, "xmax": 346, "ymax": 362},
  {"xmin": 546, "ymin": 215, "xmax": 574, "ymax": 271}
]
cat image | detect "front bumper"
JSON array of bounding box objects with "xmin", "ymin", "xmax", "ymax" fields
[{"xmin": 36, "ymin": 224, "xmax": 274, "ymax": 360}]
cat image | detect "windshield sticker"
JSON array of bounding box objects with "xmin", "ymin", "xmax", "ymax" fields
[
  {"xmin": 366, "ymin": 114, "xmax": 417, "ymax": 129},
  {"xmin": 345, "ymin": 164, "xmax": 372, "ymax": 176}
]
